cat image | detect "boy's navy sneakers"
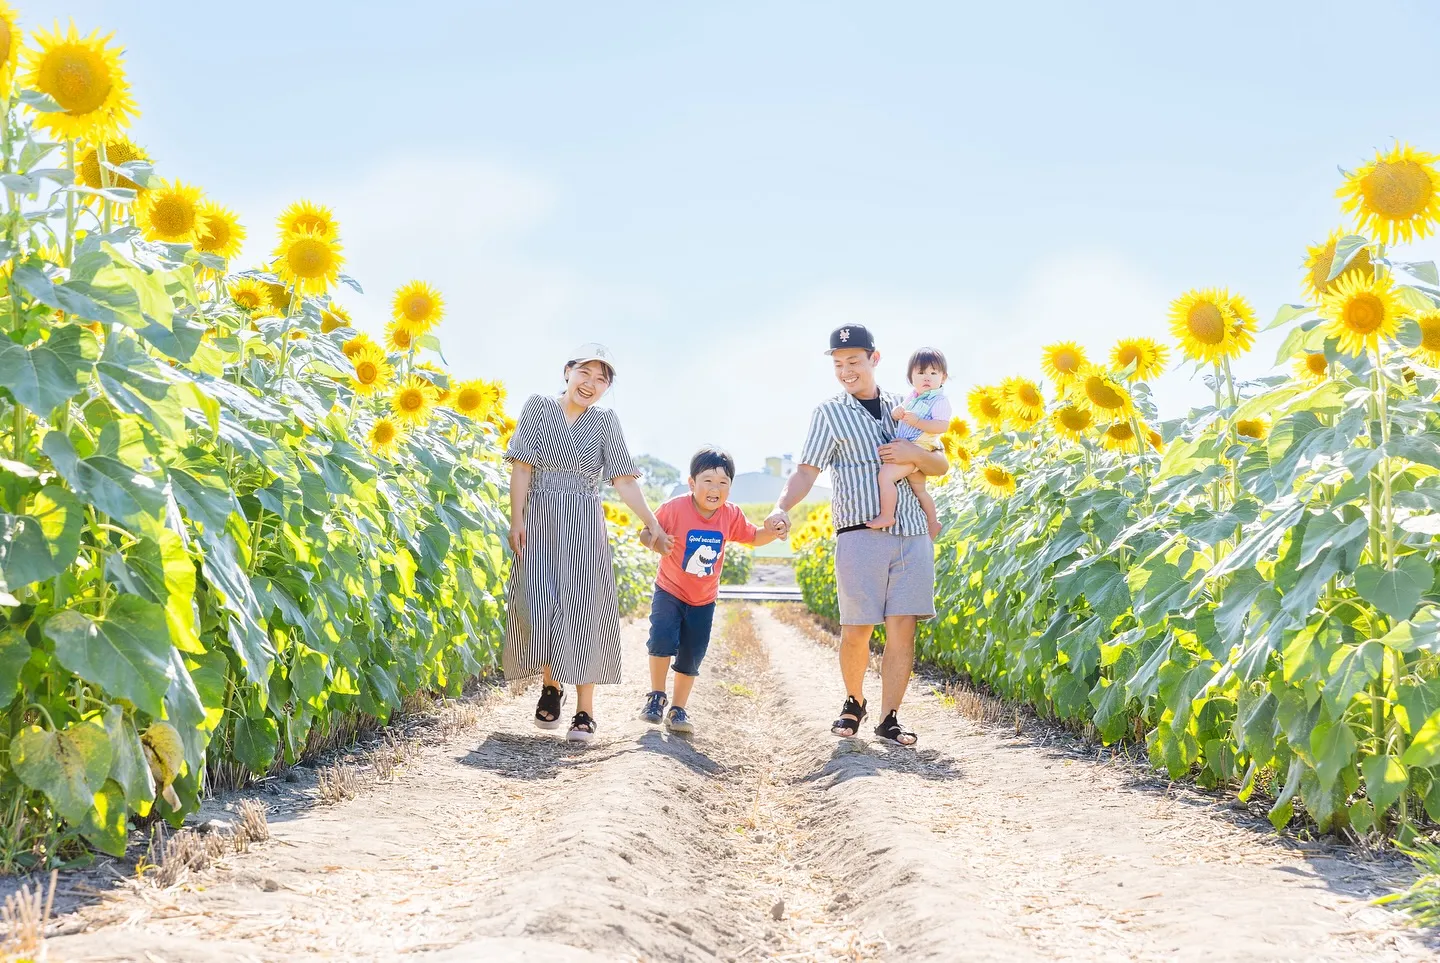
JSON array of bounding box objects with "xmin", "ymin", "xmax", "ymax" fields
[
  {"xmin": 639, "ymin": 690, "xmax": 667, "ymax": 724},
  {"xmin": 665, "ymin": 705, "xmax": 694, "ymax": 735}
]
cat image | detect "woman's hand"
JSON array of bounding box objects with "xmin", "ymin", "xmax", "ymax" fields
[
  {"xmin": 645, "ymin": 523, "xmax": 674, "ymax": 556},
  {"xmin": 508, "ymin": 518, "xmax": 526, "ymax": 557}
]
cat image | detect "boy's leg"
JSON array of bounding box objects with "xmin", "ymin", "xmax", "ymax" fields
[
  {"xmin": 670, "ymin": 601, "xmax": 715, "ymax": 709},
  {"xmin": 649, "ymin": 655, "xmax": 670, "ymax": 694},
  {"xmin": 867, "ymin": 462, "xmax": 914, "ymax": 529},
  {"xmin": 672, "ymin": 670, "xmax": 696, "ymax": 709},
  {"xmin": 641, "ymin": 589, "xmax": 681, "ymax": 721},
  {"xmin": 908, "ymin": 471, "xmax": 941, "ymax": 539}
]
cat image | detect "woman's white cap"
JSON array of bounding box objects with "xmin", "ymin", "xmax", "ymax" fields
[{"xmin": 568, "ymin": 342, "xmax": 616, "ymax": 373}]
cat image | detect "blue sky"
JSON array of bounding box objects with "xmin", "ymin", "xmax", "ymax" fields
[{"xmin": 27, "ymin": 0, "xmax": 1440, "ymax": 476}]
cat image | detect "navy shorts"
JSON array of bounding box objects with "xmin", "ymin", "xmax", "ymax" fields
[{"xmin": 646, "ymin": 587, "xmax": 715, "ymax": 677}]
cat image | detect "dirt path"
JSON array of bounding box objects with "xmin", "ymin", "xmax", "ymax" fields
[{"xmin": 38, "ymin": 603, "xmax": 1435, "ymax": 962}]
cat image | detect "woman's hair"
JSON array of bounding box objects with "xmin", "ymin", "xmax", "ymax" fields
[
  {"xmin": 907, "ymin": 347, "xmax": 947, "ymax": 379},
  {"xmin": 689, "ymin": 446, "xmax": 736, "ymax": 481},
  {"xmin": 565, "ymin": 359, "xmax": 616, "ymax": 384}
]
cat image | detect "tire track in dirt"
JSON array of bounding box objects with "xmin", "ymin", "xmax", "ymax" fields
[{"xmin": 40, "ymin": 603, "xmax": 1439, "ymax": 962}]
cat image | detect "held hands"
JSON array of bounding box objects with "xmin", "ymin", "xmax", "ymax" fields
[
  {"xmin": 764, "ymin": 509, "xmax": 791, "ymax": 539},
  {"xmin": 644, "ymin": 523, "xmax": 674, "ymax": 556}
]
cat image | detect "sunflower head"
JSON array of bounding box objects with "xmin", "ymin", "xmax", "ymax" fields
[
  {"xmin": 1168, "ymin": 288, "xmax": 1245, "ymax": 364},
  {"xmin": 1292, "ymin": 350, "xmax": 1330, "ymax": 383},
  {"xmin": 385, "ymin": 321, "xmax": 415, "ymax": 353},
  {"xmin": 194, "ymin": 201, "xmax": 245, "ymax": 260},
  {"xmin": 75, "ymin": 136, "xmax": 148, "ymax": 201},
  {"xmin": 135, "ymin": 179, "xmax": 208, "ymax": 245},
  {"xmin": 1235, "ymin": 418, "xmax": 1270, "ymax": 442},
  {"xmin": 367, "ymin": 417, "xmax": 402, "ymax": 458},
  {"xmin": 1338, "ymin": 142, "xmax": 1440, "ymax": 246},
  {"xmin": 1414, "ymin": 311, "xmax": 1440, "ymax": 367},
  {"xmin": 350, "ymin": 344, "xmax": 392, "ymax": 396},
  {"xmin": 391, "ymin": 374, "xmax": 436, "ymax": 427},
  {"xmin": 277, "ymin": 200, "xmax": 337, "ymax": 240},
  {"xmin": 272, "ymin": 227, "xmax": 344, "ymax": 297},
  {"xmin": 261, "ymin": 274, "xmax": 293, "ymax": 315},
  {"xmin": 1070, "ymin": 364, "xmax": 1135, "ymax": 419},
  {"xmin": 22, "ymin": 21, "xmax": 138, "ymax": 141},
  {"xmin": 1109, "ymin": 337, "xmax": 1170, "ymax": 381},
  {"xmin": 227, "ymin": 277, "xmax": 272, "ymax": 317},
  {"xmin": 1098, "ymin": 421, "xmax": 1142, "ymax": 453},
  {"xmin": 967, "ymin": 385, "xmax": 1007, "ymax": 429},
  {"xmin": 947, "ymin": 416, "xmax": 971, "ymax": 440},
  {"xmin": 941, "ymin": 432, "xmax": 974, "ymax": 471},
  {"xmin": 1040, "ymin": 341, "xmax": 1088, "ymax": 391},
  {"xmin": 1302, "ymin": 230, "xmax": 1375, "ymax": 301},
  {"xmin": 1320, "ymin": 271, "xmax": 1405, "ymax": 357},
  {"xmin": 0, "ymin": 3, "xmax": 19, "ymax": 98},
  {"xmin": 1145, "ymin": 426, "xmax": 1165, "ymax": 453},
  {"xmin": 977, "ymin": 462, "xmax": 1016, "ymax": 499},
  {"xmin": 1050, "ymin": 404, "xmax": 1094, "ymax": 443},
  {"xmin": 321, "ymin": 303, "xmax": 352, "ymax": 334},
  {"xmin": 452, "ymin": 379, "xmax": 492, "ymax": 418},
  {"xmin": 391, "ymin": 280, "xmax": 445, "ymax": 335},
  {"xmin": 1000, "ymin": 376, "xmax": 1045, "ymax": 424},
  {"xmin": 342, "ymin": 332, "xmax": 377, "ymax": 359}
]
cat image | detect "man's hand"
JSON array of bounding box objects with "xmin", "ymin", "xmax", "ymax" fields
[
  {"xmin": 879, "ymin": 439, "xmax": 927, "ymax": 464},
  {"xmin": 765, "ymin": 509, "xmax": 791, "ymax": 539}
]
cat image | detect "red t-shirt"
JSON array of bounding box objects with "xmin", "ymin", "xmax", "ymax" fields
[{"xmin": 653, "ymin": 496, "xmax": 759, "ymax": 606}]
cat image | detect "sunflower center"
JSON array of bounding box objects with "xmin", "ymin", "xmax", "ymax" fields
[
  {"xmin": 150, "ymin": 196, "xmax": 195, "ymax": 237},
  {"xmin": 1116, "ymin": 346, "xmax": 1139, "ymax": 366},
  {"xmin": 984, "ymin": 467, "xmax": 1008, "ymax": 484},
  {"xmin": 1237, "ymin": 420, "xmax": 1264, "ymax": 439},
  {"xmin": 1055, "ymin": 350, "xmax": 1079, "ymax": 373},
  {"xmin": 400, "ymin": 389, "xmax": 423, "ymax": 413},
  {"xmin": 1018, "ymin": 384, "xmax": 1042, "ymax": 407},
  {"xmin": 1421, "ymin": 319, "xmax": 1440, "ymax": 352},
  {"xmin": 198, "ymin": 219, "xmax": 231, "ymax": 252},
  {"xmin": 1058, "ymin": 407, "xmax": 1090, "ymax": 430},
  {"xmin": 1107, "ymin": 423, "xmax": 1135, "ymax": 441},
  {"xmin": 293, "ymin": 214, "xmax": 328, "ymax": 234},
  {"xmin": 1305, "ymin": 353, "xmax": 1328, "ymax": 375},
  {"xmin": 457, "ymin": 387, "xmax": 482, "ymax": 410},
  {"xmin": 1363, "ymin": 160, "xmax": 1434, "ymax": 219},
  {"xmin": 375, "ymin": 422, "xmax": 395, "ymax": 444},
  {"xmin": 1085, "ymin": 376, "xmax": 1124, "ymax": 410},
  {"xmin": 235, "ymin": 292, "xmax": 261, "ymax": 310},
  {"xmin": 403, "ymin": 295, "xmax": 435, "ymax": 322},
  {"xmin": 46, "ymin": 46, "xmax": 113, "ymax": 115},
  {"xmin": 1186, "ymin": 302, "xmax": 1226, "ymax": 345},
  {"xmin": 1342, "ymin": 293, "xmax": 1385, "ymax": 334},
  {"xmin": 356, "ymin": 361, "xmax": 377, "ymax": 383},
  {"xmin": 287, "ymin": 238, "xmax": 333, "ymax": 279}
]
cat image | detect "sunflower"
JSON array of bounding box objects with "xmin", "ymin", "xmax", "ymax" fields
[
  {"xmin": 1099, "ymin": 421, "xmax": 1142, "ymax": 453},
  {"xmin": 342, "ymin": 332, "xmax": 377, "ymax": 359},
  {"xmin": 452, "ymin": 379, "xmax": 492, "ymax": 418},
  {"xmin": 1070, "ymin": 364, "xmax": 1135, "ymax": 419},
  {"xmin": 1000, "ymin": 376, "xmax": 1045, "ymax": 423},
  {"xmin": 1050, "ymin": 404, "xmax": 1094, "ymax": 443},
  {"xmin": 262, "ymin": 276, "xmax": 293, "ymax": 315},
  {"xmin": 277, "ymin": 200, "xmax": 337, "ymax": 240},
  {"xmin": 1320, "ymin": 271, "xmax": 1405, "ymax": 356},
  {"xmin": 22, "ymin": 22, "xmax": 138, "ymax": 141},
  {"xmin": 194, "ymin": 201, "xmax": 245, "ymax": 261},
  {"xmin": 1338, "ymin": 143, "xmax": 1440, "ymax": 246},
  {"xmin": 1411, "ymin": 311, "xmax": 1440, "ymax": 367},
  {"xmin": 1292, "ymin": 351, "xmax": 1330, "ymax": 383},
  {"xmin": 349, "ymin": 344, "xmax": 392, "ymax": 396},
  {"xmin": 967, "ymin": 385, "xmax": 1006, "ymax": 429},
  {"xmin": 1302, "ymin": 230, "xmax": 1375, "ymax": 301},
  {"xmin": 391, "ymin": 280, "xmax": 445, "ymax": 336},
  {"xmin": 1168, "ymin": 288, "xmax": 1245, "ymax": 364},
  {"xmin": 1145, "ymin": 427, "xmax": 1166, "ymax": 453},
  {"xmin": 977, "ymin": 462, "xmax": 1016, "ymax": 499},
  {"xmin": 391, "ymin": 374, "xmax": 436, "ymax": 427},
  {"xmin": 367, "ymin": 417, "xmax": 402, "ymax": 458},
  {"xmin": 227, "ymin": 277, "xmax": 271, "ymax": 317},
  {"xmin": 1227, "ymin": 294, "xmax": 1257, "ymax": 358},
  {"xmin": 1235, "ymin": 418, "xmax": 1269, "ymax": 442},
  {"xmin": 320, "ymin": 303, "xmax": 352, "ymax": 334},
  {"xmin": 947, "ymin": 416, "xmax": 971, "ymax": 441},
  {"xmin": 134, "ymin": 179, "xmax": 208, "ymax": 245},
  {"xmin": 941, "ymin": 432, "xmax": 973, "ymax": 470},
  {"xmin": 0, "ymin": 3, "xmax": 19, "ymax": 98},
  {"xmin": 1040, "ymin": 341, "xmax": 1088, "ymax": 390},
  {"xmin": 1109, "ymin": 337, "xmax": 1170, "ymax": 381},
  {"xmin": 385, "ymin": 321, "xmax": 415, "ymax": 353},
  {"xmin": 273, "ymin": 227, "xmax": 343, "ymax": 297},
  {"xmin": 75, "ymin": 136, "xmax": 148, "ymax": 201}
]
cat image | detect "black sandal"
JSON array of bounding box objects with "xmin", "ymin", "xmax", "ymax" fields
[
  {"xmin": 831, "ymin": 696, "xmax": 867, "ymax": 737},
  {"xmin": 534, "ymin": 685, "xmax": 565, "ymax": 730},
  {"xmin": 566, "ymin": 711, "xmax": 597, "ymax": 744},
  {"xmin": 874, "ymin": 710, "xmax": 917, "ymax": 747}
]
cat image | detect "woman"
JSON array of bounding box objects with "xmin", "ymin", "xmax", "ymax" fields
[{"xmin": 503, "ymin": 343, "xmax": 670, "ymax": 743}]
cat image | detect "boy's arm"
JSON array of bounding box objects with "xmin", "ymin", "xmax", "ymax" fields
[{"xmin": 749, "ymin": 527, "xmax": 781, "ymax": 547}]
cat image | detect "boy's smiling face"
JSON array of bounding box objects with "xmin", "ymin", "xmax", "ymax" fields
[{"xmin": 688, "ymin": 467, "xmax": 733, "ymax": 517}]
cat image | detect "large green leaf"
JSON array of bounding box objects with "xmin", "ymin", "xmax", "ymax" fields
[
  {"xmin": 1361, "ymin": 754, "xmax": 1408, "ymax": 816},
  {"xmin": 1379, "ymin": 607, "xmax": 1440, "ymax": 654},
  {"xmin": 79, "ymin": 778, "xmax": 129, "ymax": 856},
  {"xmin": 95, "ymin": 332, "xmax": 187, "ymax": 440},
  {"xmin": 0, "ymin": 485, "xmax": 84, "ymax": 591},
  {"xmin": 42, "ymin": 429, "xmax": 167, "ymax": 524},
  {"xmin": 232, "ymin": 713, "xmax": 278, "ymax": 774},
  {"xmin": 168, "ymin": 448, "xmax": 242, "ymax": 533},
  {"xmin": 45, "ymin": 594, "xmax": 175, "ymax": 717},
  {"xmin": 102, "ymin": 704, "xmax": 155, "ymax": 812},
  {"xmin": 0, "ymin": 627, "xmax": 31, "ymax": 706},
  {"xmin": 1308, "ymin": 718, "xmax": 1357, "ymax": 791},
  {"xmin": 1322, "ymin": 641, "xmax": 1383, "ymax": 715},
  {"xmin": 112, "ymin": 527, "xmax": 202, "ymax": 655},
  {"xmin": 11, "ymin": 720, "xmax": 113, "ymax": 823},
  {"xmin": 0, "ymin": 324, "xmax": 98, "ymax": 413},
  {"xmin": 1404, "ymin": 708, "xmax": 1440, "ymax": 768},
  {"xmin": 1355, "ymin": 556, "xmax": 1433, "ymax": 622}
]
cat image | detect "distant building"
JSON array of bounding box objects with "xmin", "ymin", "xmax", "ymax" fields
[{"xmin": 670, "ymin": 454, "xmax": 830, "ymax": 504}]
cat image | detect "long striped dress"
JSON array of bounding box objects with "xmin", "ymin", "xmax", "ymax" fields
[{"xmin": 502, "ymin": 394, "xmax": 639, "ymax": 686}]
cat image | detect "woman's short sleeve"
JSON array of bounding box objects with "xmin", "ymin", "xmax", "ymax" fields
[
  {"xmin": 601, "ymin": 409, "xmax": 640, "ymax": 483},
  {"xmin": 505, "ymin": 395, "xmax": 546, "ymax": 466}
]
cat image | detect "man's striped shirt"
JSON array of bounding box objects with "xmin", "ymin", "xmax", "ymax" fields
[{"xmin": 798, "ymin": 388, "xmax": 930, "ymax": 537}]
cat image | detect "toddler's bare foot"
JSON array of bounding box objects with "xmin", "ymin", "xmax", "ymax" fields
[
  {"xmin": 866, "ymin": 514, "xmax": 896, "ymax": 530},
  {"xmin": 927, "ymin": 517, "xmax": 942, "ymax": 539}
]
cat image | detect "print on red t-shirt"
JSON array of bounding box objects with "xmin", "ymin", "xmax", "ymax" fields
[{"xmin": 652, "ymin": 495, "xmax": 759, "ymax": 606}]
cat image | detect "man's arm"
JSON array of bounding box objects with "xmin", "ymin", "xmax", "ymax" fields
[
  {"xmin": 880, "ymin": 440, "xmax": 948, "ymax": 476},
  {"xmin": 764, "ymin": 464, "xmax": 821, "ymax": 537}
]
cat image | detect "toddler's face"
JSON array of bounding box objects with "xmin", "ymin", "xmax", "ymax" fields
[
  {"xmin": 689, "ymin": 468, "xmax": 733, "ymax": 514},
  {"xmin": 911, "ymin": 365, "xmax": 945, "ymax": 393}
]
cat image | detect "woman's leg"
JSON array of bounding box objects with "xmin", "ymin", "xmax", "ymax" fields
[
  {"xmin": 542, "ymin": 665, "xmax": 556, "ymax": 688},
  {"xmin": 575, "ymin": 682, "xmax": 595, "ymax": 716}
]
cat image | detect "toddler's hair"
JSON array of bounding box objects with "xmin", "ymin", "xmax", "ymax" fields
[
  {"xmin": 689, "ymin": 447, "xmax": 736, "ymax": 481},
  {"xmin": 907, "ymin": 347, "xmax": 947, "ymax": 380}
]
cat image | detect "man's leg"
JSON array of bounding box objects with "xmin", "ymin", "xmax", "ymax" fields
[
  {"xmin": 839, "ymin": 623, "xmax": 874, "ymax": 705},
  {"xmin": 879, "ymin": 615, "xmax": 917, "ymax": 716}
]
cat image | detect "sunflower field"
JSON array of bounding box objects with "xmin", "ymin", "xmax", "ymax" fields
[
  {"xmin": 0, "ymin": 10, "xmax": 651, "ymax": 870},
  {"xmin": 796, "ymin": 143, "xmax": 1440, "ymax": 837}
]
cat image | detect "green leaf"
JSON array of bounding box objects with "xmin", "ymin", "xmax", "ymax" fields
[
  {"xmin": 1355, "ymin": 556, "xmax": 1433, "ymax": 622},
  {"xmin": 0, "ymin": 485, "xmax": 84, "ymax": 591},
  {"xmin": 102, "ymin": 704, "xmax": 155, "ymax": 813},
  {"xmin": 0, "ymin": 325, "xmax": 99, "ymax": 413},
  {"xmin": 1309, "ymin": 718, "xmax": 1357, "ymax": 791},
  {"xmin": 78, "ymin": 778, "xmax": 129, "ymax": 856},
  {"xmin": 0, "ymin": 627, "xmax": 31, "ymax": 707},
  {"xmin": 1322, "ymin": 641, "xmax": 1382, "ymax": 715},
  {"xmin": 95, "ymin": 333, "xmax": 187, "ymax": 441},
  {"xmin": 168, "ymin": 448, "xmax": 242, "ymax": 533},
  {"xmin": 232, "ymin": 713, "xmax": 278, "ymax": 774},
  {"xmin": 1403, "ymin": 708, "xmax": 1440, "ymax": 768},
  {"xmin": 1266, "ymin": 302, "xmax": 1312, "ymax": 331},
  {"xmin": 1361, "ymin": 754, "xmax": 1408, "ymax": 816},
  {"xmin": 1269, "ymin": 758, "xmax": 1302, "ymax": 829},
  {"xmin": 45, "ymin": 594, "xmax": 176, "ymax": 717},
  {"xmin": 11, "ymin": 720, "xmax": 113, "ymax": 823},
  {"xmin": 118, "ymin": 527, "xmax": 202, "ymax": 655},
  {"xmin": 1398, "ymin": 679, "xmax": 1440, "ymax": 734},
  {"xmin": 42, "ymin": 430, "xmax": 167, "ymax": 524},
  {"xmin": 1379, "ymin": 606, "xmax": 1440, "ymax": 654}
]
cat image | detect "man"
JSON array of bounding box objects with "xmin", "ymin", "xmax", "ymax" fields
[{"xmin": 766, "ymin": 324, "xmax": 947, "ymax": 746}]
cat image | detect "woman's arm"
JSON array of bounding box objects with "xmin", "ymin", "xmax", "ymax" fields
[
  {"xmin": 613, "ymin": 476, "xmax": 672, "ymax": 555},
  {"xmin": 508, "ymin": 461, "xmax": 533, "ymax": 556}
]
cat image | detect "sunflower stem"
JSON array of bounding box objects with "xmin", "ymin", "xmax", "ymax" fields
[
  {"xmin": 96, "ymin": 141, "xmax": 112, "ymax": 235},
  {"xmin": 1366, "ymin": 358, "xmax": 1385, "ymax": 570},
  {"xmin": 1221, "ymin": 356, "xmax": 1239, "ymax": 408},
  {"xmin": 1374, "ymin": 346, "xmax": 1395, "ymax": 570},
  {"xmin": 63, "ymin": 140, "xmax": 76, "ymax": 267}
]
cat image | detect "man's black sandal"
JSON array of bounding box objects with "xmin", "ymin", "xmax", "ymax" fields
[
  {"xmin": 534, "ymin": 684, "xmax": 565, "ymax": 730},
  {"xmin": 831, "ymin": 696, "xmax": 867, "ymax": 737},
  {"xmin": 874, "ymin": 710, "xmax": 917, "ymax": 747}
]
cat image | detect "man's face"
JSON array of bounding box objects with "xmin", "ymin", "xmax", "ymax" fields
[{"xmin": 831, "ymin": 347, "xmax": 878, "ymax": 396}]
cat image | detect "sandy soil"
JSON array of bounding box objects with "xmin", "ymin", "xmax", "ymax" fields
[{"xmin": 29, "ymin": 603, "xmax": 1438, "ymax": 962}]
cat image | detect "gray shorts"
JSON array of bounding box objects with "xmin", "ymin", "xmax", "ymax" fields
[{"xmin": 835, "ymin": 529, "xmax": 936, "ymax": 626}]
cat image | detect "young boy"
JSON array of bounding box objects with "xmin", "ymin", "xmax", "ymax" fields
[
  {"xmin": 867, "ymin": 347, "xmax": 949, "ymax": 538},
  {"xmin": 637, "ymin": 447, "xmax": 780, "ymax": 735}
]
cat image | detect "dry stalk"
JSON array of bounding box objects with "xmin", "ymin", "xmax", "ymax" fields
[
  {"xmin": 438, "ymin": 701, "xmax": 481, "ymax": 740},
  {"xmin": 234, "ymin": 800, "xmax": 270, "ymax": 851},
  {"xmin": 1, "ymin": 869, "xmax": 55, "ymax": 961},
  {"xmin": 316, "ymin": 763, "xmax": 360, "ymax": 804},
  {"xmin": 149, "ymin": 827, "xmax": 229, "ymax": 888}
]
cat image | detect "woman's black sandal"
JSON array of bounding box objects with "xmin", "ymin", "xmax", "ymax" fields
[
  {"xmin": 566, "ymin": 711, "xmax": 597, "ymax": 744},
  {"xmin": 831, "ymin": 696, "xmax": 867, "ymax": 737},
  {"xmin": 874, "ymin": 710, "xmax": 917, "ymax": 747},
  {"xmin": 534, "ymin": 684, "xmax": 565, "ymax": 730}
]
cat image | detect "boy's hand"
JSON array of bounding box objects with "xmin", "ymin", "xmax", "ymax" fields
[
  {"xmin": 764, "ymin": 509, "xmax": 790, "ymax": 538},
  {"xmin": 645, "ymin": 524, "xmax": 674, "ymax": 555}
]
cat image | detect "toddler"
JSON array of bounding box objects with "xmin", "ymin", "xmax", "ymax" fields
[{"xmin": 868, "ymin": 347, "xmax": 949, "ymax": 537}]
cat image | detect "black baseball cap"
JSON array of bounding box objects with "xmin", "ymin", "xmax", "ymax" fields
[{"xmin": 825, "ymin": 324, "xmax": 876, "ymax": 354}]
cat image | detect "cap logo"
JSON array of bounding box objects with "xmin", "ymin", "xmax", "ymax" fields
[{"xmin": 839, "ymin": 328, "xmax": 851, "ymax": 343}]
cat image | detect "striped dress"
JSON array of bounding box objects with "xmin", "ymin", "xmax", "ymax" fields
[{"xmin": 503, "ymin": 394, "xmax": 640, "ymax": 686}]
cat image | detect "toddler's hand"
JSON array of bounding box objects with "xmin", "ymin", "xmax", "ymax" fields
[{"xmin": 890, "ymin": 404, "xmax": 907, "ymax": 420}]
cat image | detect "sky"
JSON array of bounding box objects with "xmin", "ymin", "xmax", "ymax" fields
[{"xmin": 26, "ymin": 0, "xmax": 1440, "ymax": 476}]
